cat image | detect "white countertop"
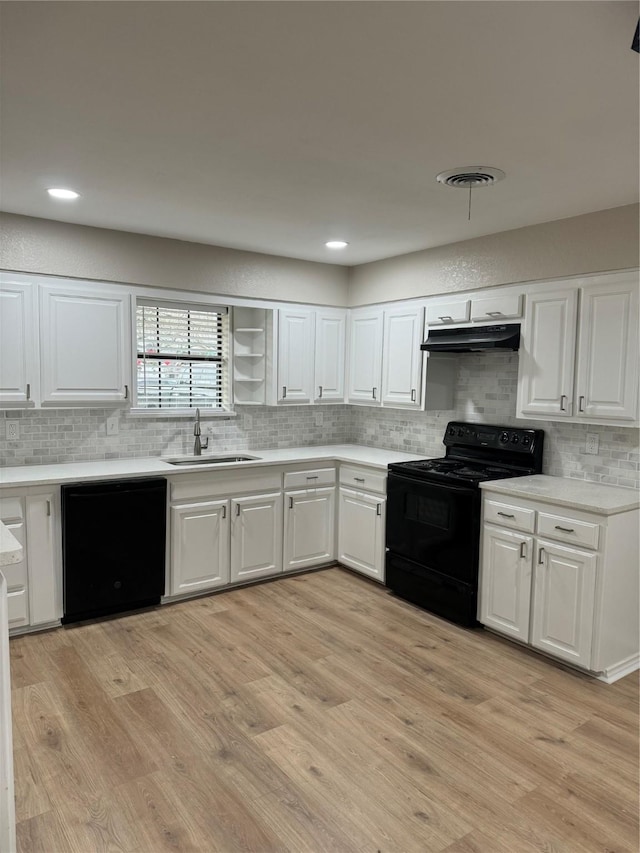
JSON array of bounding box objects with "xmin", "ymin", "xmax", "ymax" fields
[
  {"xmin": 0, "ymin": 521, "xmax": 22, "ymax": 566},
  {"xmin": 0, "ymin": 444, "xmax": 429, "ymax": 489},
  {"xmin": 480, "ymin": 474, "xmax": 639, "ymax": 515}
]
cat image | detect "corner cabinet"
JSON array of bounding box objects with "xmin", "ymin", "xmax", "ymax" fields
[
  {"xmin": 39, "ymin": 283, "xmax": 132, "ymax": 406},
  {"xmin": 479, "ymin": 490, "xmax": 640, "ymax": 682},
  {"xmin": 517, "ymin": 271, "xmax": 639, "ymax": 424}
]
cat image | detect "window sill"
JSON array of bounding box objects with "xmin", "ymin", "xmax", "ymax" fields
[{"xmin": 127, "ymin": 408, "xmax": 238, "ymax": 420}]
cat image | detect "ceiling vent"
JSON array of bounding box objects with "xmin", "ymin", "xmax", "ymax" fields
[{"xmin": 435, "ymin": 167, "xmax": 506, "ymax": 188}]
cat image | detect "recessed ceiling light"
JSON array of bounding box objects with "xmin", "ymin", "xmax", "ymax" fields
[
  {"xmin": 47, "ymin": 188, "xmax": 80, "ymax": 200},
  {"xmin": 325, "ymin": 241, "xmax": 348, "ymax": 249}
]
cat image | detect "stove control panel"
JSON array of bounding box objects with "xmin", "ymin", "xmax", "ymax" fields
[{"xmin": 444, "ymin": 422, "xmax": 542, "ymax": 455}]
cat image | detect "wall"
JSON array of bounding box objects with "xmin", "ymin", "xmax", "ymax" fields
[
  {"xmin": 348, "ymin": 204, "xmax": 640, "ymax": 306},
  {"xmin": 0, "ymin": 213, "xmax": 349, "ymax": 307},
  {"xmin": 348, "ymin": 352, "xmax": 639, "ymax": 490}
]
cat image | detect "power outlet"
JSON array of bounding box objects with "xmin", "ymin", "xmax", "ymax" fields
[
  {"xmin": 6, "ymin": 420, "xmax": 19, "ymax": 440},
  {"xmin": 106, "ymin": 413, "xmax": 119, "ymax": 436},
  {"xmin": 315, "ymin": 411, "xmax": 324, "ymax": 427},
  {"xmin": 585, "ymin": 433, "xmax": 599, "ymax": 455}
]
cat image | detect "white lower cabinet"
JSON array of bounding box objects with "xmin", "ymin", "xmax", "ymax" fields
[
  {"xmin": 230, "ymin": 493, "xmax": 283, "ymax": 582},
  {"xmin": 170, "ymin": 500, "xmax": 230, "ymax": 595},
  {"xmin": 479, "ymin": 489, "xmax": 639, "ymax": 681},
  {"xmin": 1, "ymin": 490, "xmax": 61, "ymax": 632},
  {"xmin": 283, "ymin": 487, "xmax": 335, "ymax": 572},
  {"xmin": 338, "ymin": 486, "xmax": 386, "ymax": 582}
]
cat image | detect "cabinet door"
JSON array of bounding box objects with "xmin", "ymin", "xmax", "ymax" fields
[
  {"xmin": 337, "ymin": 487, "xmax": 385, "ymax": 581},
  {"xmin": 26, "ymin": 492, "xmax": 61, "ymax": 625},
  {"xmin": 278, "ymin": 308, "xmax": 314, "ymax": 403},
  {"xmin": 0, "ymin": 280, "xmax": 38, "ymax": 406},
  {"xmin": 575, "ymin": 279, "xmax": 639, "ymax": 422},
  {"xmin": 40, "ymin": 284, "xmax": 131, "ymax": 405},
  {"xmin": 381, "ymin": 305, "xmax": 424, "ymax": 409},
  {"xmin": 314, "ymin": 309, "xmax": 346, "ymax": 402},
  {"xmin": 531, "ymin": 538, "xmax": 596, "ymax": 668},
  {"xmin": 347, "ymin": 309, "xmax": 383, "ymax": 405},
  {"xmin": 230, "ymin": 492, "xmax": 283, "ymax": 582},
  {"xmin": 517, "ymin": 289, "xmax": 578, "ymax": 417},
  {"xmin": 479, "ymin": 526, "xmax": 533, "ymax": 641},
  {"xmin": 283, "ymin": 487, "xmax": 335, "ymax": 572},
  {"xmin": 171, "ymin": 500, "xmax": 230, "ymax": 595}
]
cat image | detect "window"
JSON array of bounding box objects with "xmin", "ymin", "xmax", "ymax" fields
[{"xmin": 136, "ymin": 300, "xmax": 228, "ymax": 410}]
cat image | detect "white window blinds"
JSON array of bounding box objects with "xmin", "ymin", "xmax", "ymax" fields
[{"xmin": 136, "ymin": 302, "xmax": 227, "ymax": 409}]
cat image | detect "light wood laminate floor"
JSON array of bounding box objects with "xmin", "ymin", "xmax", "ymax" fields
[{"xmin": 10, "ymin": 567, "xmax": 639, "ymax": 853}]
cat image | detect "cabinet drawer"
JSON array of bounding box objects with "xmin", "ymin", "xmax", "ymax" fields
[
  {"xmin": 339, "ymin": 465, "xmax": 386, "ymax": 494},
  {"xmin": 7, "ymin": 587, "xmax": 28, "ymax": 626},
  {"xmin": 0, "ymin": 497, "xmax": 24, "ymax": 523},
  {"xmin": 484, "ymin": 499, "xmax": 535, "ymax": 533},
  {"xmin": 471, "ymin": 293, "xmax": 522, "ymax": 322},
  {"xmin": 426, "ymin": 300, "xmax": 470, "ymax": 326},
  {"xmin": 171, "ymin": 469, "xmax": 282, "ymax": 502},
  {"xmin": 284, "ymin": 467, "xmax": 336, "ymax": 489},
  {"xmin": 1, "ymin": 558, "xmax": 27, "ymax": 590},
  {"xmin": 537, "ymin": 512, "xmax": 599, "ymax": 550}
]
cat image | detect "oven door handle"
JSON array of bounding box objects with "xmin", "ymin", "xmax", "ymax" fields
[{"xmin": 387, "ymin": 472, "xmax": 478, "ymax": 496}]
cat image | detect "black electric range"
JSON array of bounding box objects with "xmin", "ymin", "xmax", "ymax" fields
[{"xmin": 385, "ymin": 421, "xmax": 544, "ymax": 627}]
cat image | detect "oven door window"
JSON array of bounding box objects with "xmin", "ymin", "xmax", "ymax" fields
[{"xmin": 386, "ymin": 473, "xmax": 480, "ymax": 582}]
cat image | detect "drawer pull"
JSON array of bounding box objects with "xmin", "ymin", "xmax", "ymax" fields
[
  {"xmin": 538, "ymin": 547, "xmax": 545, "ymax": 565},
  {"xmin": 289, "ymin": 496, "xmax": 293, "ymax": 509},
  {"xmin": 376, "ymin": 503, "xmax": 381, "ymax": 516},
  {"xmin": 560, "ymin": 394, "xmax": 567, "ymax": 412},
  {"xmin": 554, "ymin": 525, "xmax": 575, "ymax": 533},
  {"xmin": 354, "ymin": 477, "xmax": 365, "ymax": 483},
  {"xmin": 486, "ymin": 311, "xmax": 503, "ymax": 317},
  {"xmin": 438, "ymin": 315, "xmax": 453, "ymax": 322},
  {"xmin": 306, "ymin": 475, "xmax": 318, "ymax": 480},
  {"xmin": 222, "ymin": 505, "xmax": 226, "ymax": 519},
  {"xmin": 497, "ymin": 512, "xmax": 515, "ymax": 519},
  {"xmin": 519, "ymin": 541, "xmax": 527, "ymax": 559}
]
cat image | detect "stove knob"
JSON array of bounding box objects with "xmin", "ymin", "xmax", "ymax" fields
[
  {"xmin": 457, "ymin": 428, "xmax": 464, "ymax": 437},
  {"xmin": 447, "ymin": 426, "xmax": 456, "ymax": 436},
  {"xmin": 511, "ymin": 434, "xmax": 520, "ymax": 444},
  {"xmin": 522, "ymin": 435, "xmax": 532, "ymax": 447},
  {"xmin": 499, "ymin": 432, "xmax": 509, "ymax": 443}
]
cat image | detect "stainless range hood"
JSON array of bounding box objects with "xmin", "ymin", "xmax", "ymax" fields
[{"xmin": 421, "ymin": 323, "xmax": 520, "ymax": 353}]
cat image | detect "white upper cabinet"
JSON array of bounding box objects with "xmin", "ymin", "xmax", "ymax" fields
[
  {"xmin": 40, "ymin": 283, "xmax": 131, "ymax": 406},
  {"xmin": 381, "ymin": 305, "xmax": 424, "ymax": 409},
  {"xmin": 517, "ymin": 272, "xmax": 639, "ymax": 425},
  {"xmin": 347, "ymin": 308, "xmax": 384, "ymax": 405},
  {"xmin": 574, "ymin": 279, "xmax": 639, "ymax": 422},
  {"xmin": 426, "ymin": 299, "xmax": 470, "ymax": 326},
  {"xmin": 314, "ymin": 309, "xmax": 346, "ymax": 402},
  {"xmin": 517, "ymin": 288, "xmax": 578, "ymax": 418},
  {"xmin": 0, "ymin": 279, "xmax": 38, "ymax": 407},
  {"xmin": 277, "ymin": 308, "xmax": 315, "ymax": 403},
  {"xmin": 470, "ymin": 292, "xmax": 522, "ymax": 322}
]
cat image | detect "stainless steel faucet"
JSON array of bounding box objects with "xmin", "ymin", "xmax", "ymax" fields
[{"xmin": 193, "ymin": 408, "xmax": 209, "ymax": 456}]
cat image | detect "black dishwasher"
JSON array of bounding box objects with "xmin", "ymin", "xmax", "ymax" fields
[{"xmin": 62, "ymin": 477, "xmax": 167, "ymax": 624}]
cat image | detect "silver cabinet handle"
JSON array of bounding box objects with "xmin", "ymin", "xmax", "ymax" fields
[
  {"xmin": 497, "ymin": 512, "xmax": 515, "ymax": 519},
  {"xmin": 410, "ymin": 389, "xmax": 416, "ymax": 402},
  {"xmin": 376, "ymin": 503, "xmax": 381, "ymax": 516},
  {"xmin": 555, "ymin": 525, "xmax": 575, "ymax": 533},
  {"xmin": 289, "ymin": 496, "xmax": 293, "ymax": 509},
  {"xmin": 235, "ymin": 504, "xmax": 240, "ymax": 517},
  {"xmin": 538, "ymin": 547, "xmax": 545, "ymax": 565},
  {"xmin": 354, "ymin": 477, "xmax": 365, "ymax": 483},
  {"xmin": 578, "ymin": 396, "xmax": 585, "ymax": 413},
  {"xmin": 372, "ymin": 387, "xmax": 377, "ymax": 399},
  {"xmin": 306, "ymin": 475, "xmax": 318, "ymax": 480},
  {"xmin": 124, "ymin": 384, "xmax": 129, "ymax": 400},
  {"xmin": 486, "ymin": 311, "xmax": 503, "ymax": 317},
  {"xmin": 282, "ymin": 386, "xmax": 287, "ymax": 399},
  {"xmin": 439, "ymin": 315, "xmax": 453, "ymax": 322},
  {"xmin": 222, "ymin": 505, "xmax": 226, "ymax": 519},
  {"xmin": 26, "ymin": 383, "xmax": 31, "ymax": 401},
  {"xmin": 46, "ymin": 500, "xmax": 51, "ymax": 517},
  {"xmin": 318, "ymin": 385, "xmax": 323, "ymax": 399},
  {"xmin": 520, "ymin": 541, "xmax": 526, "ymax": 559},
  {"xmin": 560, "ymin": 394, "xmax": 567, "ymax": 412}
]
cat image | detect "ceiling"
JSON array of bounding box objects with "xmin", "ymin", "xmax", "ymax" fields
[{"xmin": 1, "ymin": 1, "xmax": 638, "ymax": 266}]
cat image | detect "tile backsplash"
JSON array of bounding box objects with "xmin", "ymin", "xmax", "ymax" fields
[{"xmin": 1, "ymin": 352, "xmax": 638, "ymax": 490}]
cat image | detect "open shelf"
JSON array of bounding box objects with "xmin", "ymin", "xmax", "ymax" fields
[{"xmin": 232, "ymin": 307, "xmax": 270, "ymax": 405}]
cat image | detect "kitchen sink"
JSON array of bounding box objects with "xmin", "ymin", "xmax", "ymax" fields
[{"xmin": 165, "ymin": 455, "xmax": 260, "ymax": 466}]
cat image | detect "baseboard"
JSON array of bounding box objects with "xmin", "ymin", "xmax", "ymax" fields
[{"xmin": 595, "ymin": 653, "xmax": 640, "ymax": 684}]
